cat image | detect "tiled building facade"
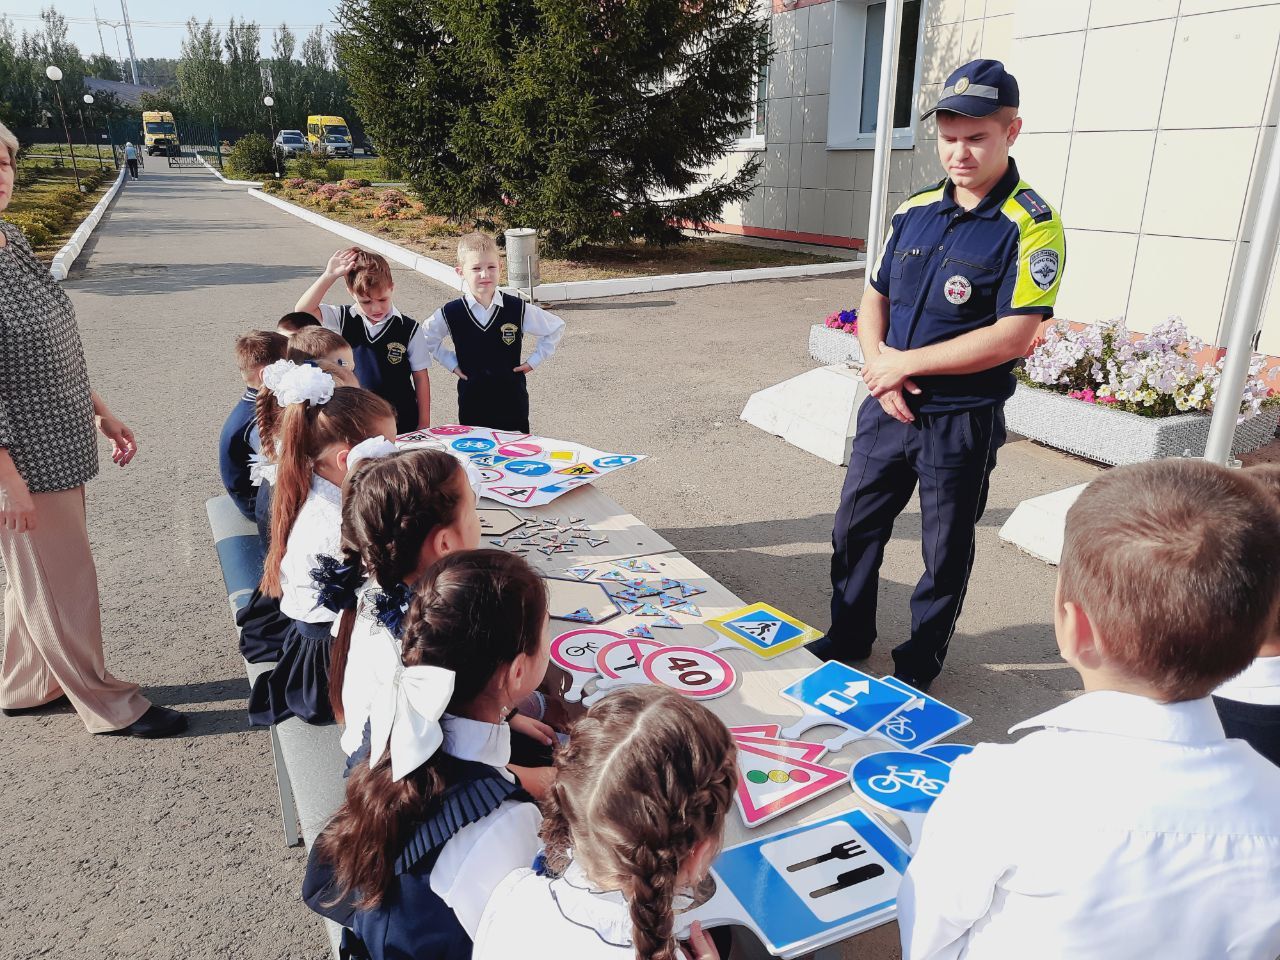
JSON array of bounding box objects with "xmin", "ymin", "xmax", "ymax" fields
[{"xmin": 707, "ymin": 0, "xmax": 1280, "ymax": 355}]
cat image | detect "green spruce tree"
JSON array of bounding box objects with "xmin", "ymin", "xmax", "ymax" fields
[{"xmin": 336, "ymin": 0, "xmax": 769, "ymax": 250}]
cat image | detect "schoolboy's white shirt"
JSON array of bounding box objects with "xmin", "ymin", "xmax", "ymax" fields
[
  {"xmin": 898, "ymin": 691, "xmax": 1280, "ymax": 960},
  {"xmin": 318, "ymin": 302, "xmax": 432, "ymax": 371},
  {"xmin": 278, "ymin": 474, "xmax": 343, "ymax": 623},
  {"xmin": 1216, "ymin": 655, "xmax": 1280, "ymax": 705},
  {"xmin": 428, "ymin": 714, "xmax": 543, "ymax": 939},
  {"xmin": 421, "ymin": 290, "xmax": 565, "ymax": 373}
]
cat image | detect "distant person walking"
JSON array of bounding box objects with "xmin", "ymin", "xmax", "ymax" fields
[
  {"xmin": 124, "ymin": 141, "xmax": 139, "ymax": 179},
  {"xmin": 0, "ymin": 122, "xmax": 185, "ymax": 738}
]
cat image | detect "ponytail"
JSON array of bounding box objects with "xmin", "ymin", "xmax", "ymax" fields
[
  {"xmin": 327, "ymin": 449, "xmax": 470, "ymax": 716},
  {"xmin": 316, "ymin": 550, "xmax": 547, "ymax": 908},
  {"xmin": 260, "ymin": 386, "xmax": 393, "ymax": 596}
]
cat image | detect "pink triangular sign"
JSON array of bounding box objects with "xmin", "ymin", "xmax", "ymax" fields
[{"xmin": 734, "ymin": 742, "xmax": 848, "ymax": 828}]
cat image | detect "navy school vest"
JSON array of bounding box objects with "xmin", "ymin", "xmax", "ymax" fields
[
  {"xmin": 303, "ymin": 756, "xmax": 534, "ymax": 960},
  {"xmin": 440, "ymin": 296, "xmax": 525, "ymax": 381},
  {"xmin": 337, "ymin": 306, "xmax": 420, "ymax": 432}
]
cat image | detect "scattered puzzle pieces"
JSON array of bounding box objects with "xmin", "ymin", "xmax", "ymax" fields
[
  {"xmin": 566, "ymin": 567, "xmax": 596, "ymax": 581},
  {"xmin": 599, "ymin": 571, "xmax": 629, "ymax": 583},
  {"xmin": 635, "ymin": 602, "xmax": 664, "ymax": 617},
  {"xmin": 625, "ymin": 624, "xmax": 655, "ymax": 639},
  {"xmin": 674, "ymin": 602, "xmax": 702, "ymax": 617},
  {"xmin": 561, "ymin": 608, "xmax": 595, "ymax": 623},
  {"xmin": 659, "ymin": 593, "xmax": 684, "ymax": 608},
  {"xmin": 615, "ymin": 558, "xmax": 660, "ymax": 574},
  {"xmin": 652, "ymin": 614, "xmax": 683, "ymax": 629}
]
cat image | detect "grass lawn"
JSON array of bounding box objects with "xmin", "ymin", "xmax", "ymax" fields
[
  {"xmin": 264, "ymin": 181, "xmax": 845, "ymax": 283},
  {"xmin": 22, "ymin": 142, "xmax": 120, "ymax": 169},
  {"xmin": 4, "ymin": 159, "xmax": 114, "ymax": 258}
]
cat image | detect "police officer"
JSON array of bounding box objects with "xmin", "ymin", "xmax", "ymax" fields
[{"xmin": 810, "ymin": 60, "xmax": 1065, "ymax": 691}]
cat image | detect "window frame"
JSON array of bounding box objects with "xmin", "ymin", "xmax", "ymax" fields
[
  {"xmin": 827, "ymin": 0, "xmax": 926, "ymax": 152},
  {"xmin": 733, "ymin": 3, "xmax": 771, "ymax": 152}
]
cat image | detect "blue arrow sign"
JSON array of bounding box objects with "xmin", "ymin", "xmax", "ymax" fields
[
  {"xmin": 782, "ymin": 662, "xmax": 915, "ymax": 734},
  {"xmin": 593, "ymin": 455, "xmax": 639, "ymax": 469},
  {"xmin": 877, "ymin": 676, "xmax": 972, "ymax": 749},
  {"xmin": 504, "ymin": 459, "xmax": 552, "ymax": 477}
]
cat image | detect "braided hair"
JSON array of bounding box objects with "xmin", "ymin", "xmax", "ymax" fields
[
  {"xmin": 315, "ymin": 549, "xmax": 548, "ymax": 910},
  {"xmin": 327, "ymin": 448, "xmax": 470, "ymax": 719},
  {"xmin": 540, "ymin": 686, "xmax": 737, "ymax": 960}
]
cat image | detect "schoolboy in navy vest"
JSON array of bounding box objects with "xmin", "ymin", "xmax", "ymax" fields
[
  {"xmin": 295, "ymin": 248, "xmax": 432, "ymax": 435},
  {"xmin": 220, "ymin": 330, "xmax": 287, "ymax": 520},
  {"xmin": 422, "ymin": 232, "xmax": 565, "ymax": 433}
]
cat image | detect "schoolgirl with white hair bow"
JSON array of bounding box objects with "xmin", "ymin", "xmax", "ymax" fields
[
  {"xmin": 246, "ymin": 363, "xmax": 395, "ymax": 727},
  {"xmin": 304, "ymin": 549, "xmax": 551, "ymax": 960}
]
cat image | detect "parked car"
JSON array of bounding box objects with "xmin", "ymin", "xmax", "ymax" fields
[
  {"xmin": 358, "ymin": 137, "xmax": 378, "ymax": 157},
  {"xmin": 274, "ymin": 130, "xmax": 308, "ymax": 157}
]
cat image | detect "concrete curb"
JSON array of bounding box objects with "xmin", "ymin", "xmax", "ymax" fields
[
  {"xmin": 196, "ymin": 154, "xmax": 264, "ymax": 187},
  {"xmin": 246, "ymin": 188, "xmax": 862, "ymax": 300},
  {"xmin": 50, "ymin": 166, "xmax": 127, "ymax": 281}
]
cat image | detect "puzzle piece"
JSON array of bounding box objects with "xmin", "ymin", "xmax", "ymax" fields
[
  {"xmin": 599, "ymin": 571, "xmax": 630, "ymax": 583},
  {"xmin": 674, "ymin": 602, "xmax": 703, "ymax": 617},
  {"xmin": 635, "ymin": 602, "xmax": 664, "ymax": 617},
  {"xmin": 566, "ymin": 567, "xmax": 597, "ymax": 582},
  {"xmin": 652, "ymin": 614, "xmax": 683, "ymax": 630},
  {"xmin": 625, "ymin": 623, "xmax": 655, "ymax": 639},
  {"xmin": 614, "ymin": 597, "xmax": 644, "ymax": 615},
  {"xmin": 614, "ymin": 558, "xmax": 659, "ymax": 574},
  {"xmin": 659, "ymin": 593, "xmax": 685, "ymax": 608},
  {"xmin": 560, "ymin": 607, "xmax": 596, "ymax": 623}
]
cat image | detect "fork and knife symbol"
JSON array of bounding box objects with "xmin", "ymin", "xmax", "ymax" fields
[{"xmin": 786, "ymin": 839, "xmax": 885, "ymax": 899}]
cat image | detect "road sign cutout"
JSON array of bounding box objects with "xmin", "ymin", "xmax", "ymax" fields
[
  {"xmin": 550, "ymin": 628, "xmax": 625, "ymax": 702},
  {"xmin": 780, "ymin": 663, "xmax": 915, "ymax": 748},
  {"xmin": 705, "ymin": 603, "xmax": 820, "ymax": 660},
  {"xmin": 735, "ymin": 741, "xmax": 848, "ymax": 828},
  {"xmin": 729, "ymin": 723, "xmax": 782, "ymax": 738},
  {"xmin": 732, "ymin": 734, "xmax": 828, "ymax": 764},
  {"xmin": 875, "ymin": 676, "xmax": 972, "ymax": 749},
  {"xmin": 850, "ymin": 751, "xmax": 953, "ymax": 846},
  {"xmin": 557, "ymin": 462, "xmax": 600, "ymax": 477},
  {"xmin": 496, "ymin": 441, "xmax": 542, "ymax": 458},
  {"xmin": 595, "ymin": 637, "xmax": 666, "ymax": 679},
  {"xmin": 486, "ymin": 484, "xmax": 536, "ymax": 504},
  {"xmin": 452, "ymin": 437, "xmax": 496, "ymax": 453},
  {"xmin": 491, "ymin": 431, "xmax": 531, "ymax": 445},
  {"xmin": 641, "ymin": 645, "xmax": 737, "ymax": 700},
  {"xmin": 684, "ymin": 809, "xmax": 912, "ymax": 957},
  {"xmin": 428, "ymin": 424, "xmax": 473, "ymax": 436}
]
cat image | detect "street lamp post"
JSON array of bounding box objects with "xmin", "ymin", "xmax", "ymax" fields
[
  {"xmin": 45, "ymin": 65, "xmax": 84, "ymax": 192},
  {"xmin": 263, "ymin": 95, "xmax": 282, "ymax": 179},
  {"xmin": 83, "ymin": 94, "xmax": 107, "ymax": 170}
]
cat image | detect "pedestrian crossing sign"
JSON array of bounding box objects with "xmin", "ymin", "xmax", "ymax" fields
[{"xmin": 705, "ymin": 603, "xmax": 820, "ymax": 659}]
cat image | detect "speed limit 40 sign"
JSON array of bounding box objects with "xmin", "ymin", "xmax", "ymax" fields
[{"xmin": 640, "ymin": 645, "xmax": 738, "ymax": 701}]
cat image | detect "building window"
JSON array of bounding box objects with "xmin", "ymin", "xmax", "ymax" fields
[
  {"xmin": 736, "ymin": 40, "xmax": 769, "ymax": 148},
  {"xmin": 829, "ymin": 0, "xmax": 924, "ymax": 150}
]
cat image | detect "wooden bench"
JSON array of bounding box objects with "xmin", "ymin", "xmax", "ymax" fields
[{"xmin": 205, "ymin": 494, "xmax": 347, "ymax": 958}]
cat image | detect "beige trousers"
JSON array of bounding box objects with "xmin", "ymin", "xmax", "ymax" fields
[{"xmin": 0, "ymin": 486, "xmax": 150, "ymax": 732}]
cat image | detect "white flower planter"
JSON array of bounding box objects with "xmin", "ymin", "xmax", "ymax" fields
[
  {"xmin": 1004, "ymin": 383, "xmax": 1280, "ymax": 466},
  {"xmin": 808, "ymin": 323, "xmax": 863, "ymax": 365}
]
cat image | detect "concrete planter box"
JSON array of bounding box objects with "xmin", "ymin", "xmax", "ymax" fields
[
  {"xmin": 1005, "ymin": 384, "xmax": 1280, "ymax": 465},
  {"xmin": 808, "ymin": 323, "xmax": 863, "ymax": 366}
]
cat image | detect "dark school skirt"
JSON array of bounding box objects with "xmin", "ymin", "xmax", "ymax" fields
[{"xmin": 248, "ymin": 618, "xmax": 336, "ymax": 727}]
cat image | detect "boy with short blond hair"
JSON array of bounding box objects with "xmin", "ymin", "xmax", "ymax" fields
[
  {"xmin": 899, "ymin": 459, "xmax": 1280, "ymax": 960},
  {"xmin": 1213, "ymin": 462, "xmax": 1280, "ymax": 766},
  {"xmin": 421, "ymin": 231, "xmax": 564, "ymax": 433},
  {"xmin": 221, "ymin": 330, "xmax": 287, "ymax": 519},
  {"xmin": 295, "ymin": 247, "xmax": 430, "ymax": 433}
]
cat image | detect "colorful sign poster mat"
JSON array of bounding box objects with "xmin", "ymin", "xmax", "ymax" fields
[
  {"xmin": 780, "ymin": 662, "xmax": 916, "ymax": 749},
  {"xmin": 422, "ymin": 426, "xmax": 645, "ymax": 507},
  {"xmin": 682, "ymin": 809, "xmax": 911, "ymax": 958},
  {"xmin": 704, "ymin": 603, "xmax": 821, "ymax": 660},
  {"xmin": 735, "ymin": 741, "xmax": 847, "ymax": 828},
  {"xmin": 875, "ymin": 676, "xmax": 972, "ymax": 750},
  {"xmin": 849, "ymin": 750, "xmax": 953, "ymax": 849}
]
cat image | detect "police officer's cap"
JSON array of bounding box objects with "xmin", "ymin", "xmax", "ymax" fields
[{"xmin": 921, "ymin": 59, "xmax": 1019, "ymax": 121}]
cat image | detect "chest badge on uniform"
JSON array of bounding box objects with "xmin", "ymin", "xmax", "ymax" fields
[
  {"xmin": 386, "ymin": 342, "xmax": 407, "ymax": 365},
  {"xmin": 500, "ymin": 323, "xmax": 518, "ymax": 346},
  {"xmin": 943, "ymin": 275, "xmax": 972, "ymax": 305},
  {"xmin": 1030, "ymin": 249, "xmax": 1060, "ymax": 291}
]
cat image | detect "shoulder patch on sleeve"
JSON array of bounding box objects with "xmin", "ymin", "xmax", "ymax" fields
[{"xmin": 1014, "ymin": 188, "xmax": 1054, "ymax": 223}]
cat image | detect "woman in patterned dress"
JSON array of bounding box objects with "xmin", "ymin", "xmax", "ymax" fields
[{"xmin": 0, "ymin": 122, "xmax": 185, "ymax": 737}]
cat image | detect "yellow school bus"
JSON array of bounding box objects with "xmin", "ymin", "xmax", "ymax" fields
[
  {"xmin": 306, "ymin": 115, "xmax": 352, "ymax": 157},
  {"xmin": 141, "ymin": 111, "xmax": 179, "ymax": 155}
]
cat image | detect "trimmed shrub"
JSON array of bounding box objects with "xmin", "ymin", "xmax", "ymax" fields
[
  {"xmin": 323, "ymin": 161, "xmax": 346, "ymax": 183},
  {"xmin": 294, "ymin": 153, "xmax": 319, "ymax": 179},
  {"xmin": 225, "ymin": 134, "xmax": 280, "ymax": 179},
  {"xmin": 3, "ymin": 214, "xmax": 54, "ymax": 247}
]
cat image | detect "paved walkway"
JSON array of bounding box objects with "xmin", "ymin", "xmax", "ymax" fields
[{"xmin": 0, "ymin": 164, "xmax": 1099, "ymax": 960}]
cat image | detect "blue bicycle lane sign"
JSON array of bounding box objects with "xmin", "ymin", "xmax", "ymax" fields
[
  {"xmin": 781, "ymin": 662, "xmax": 915, "ymax": 736},
  {"xmin": 850, "ymin": 750, "xmax": 952, "ymax": 815},
  {"xmin": 876, "ymin": 675, "xmax": 972, "ymax": 749}
]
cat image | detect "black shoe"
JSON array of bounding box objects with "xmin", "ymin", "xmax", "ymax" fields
[
  {"xmin": 807, "ymin": 634, "xmax": 873, "ymax": 664},
  {"xmin": 2, "ymin": 694, "xmax": 71, "ymax": 717},
  {"xmin": 104, "ymin": 705, "xmax": 188, "ymax": 739},
  {"xmin": 892, "ymin": 671, "xmax": 933, "ymax": 694}
]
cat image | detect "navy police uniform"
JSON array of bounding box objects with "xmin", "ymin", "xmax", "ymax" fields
[
  {"xmin": 822, "ymin": 60, "xmax": 1066, "ymax": 687},
  {"xmin": 335, "ymin": 306, "xmax": 423, "ymax": 434},
  {"xmin": 441, "ymin": 295, "xmax": 531, "ymax": 433}
]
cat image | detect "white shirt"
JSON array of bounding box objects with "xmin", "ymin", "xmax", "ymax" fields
[
  {"xmin": 318, "ymin": 302, "xmax": 433, "ymax": 371},
  {"xmin": 421, "ymin": 290, "xmax": 565, "ymax": 372},
  {"xmin": 475, "ymin": 859, "xmax": 700, "ymax": 960},
  {"xmin": 277, "ymin": 474, "xmax": 343, "ymax": 623},
  {"xmin": 428, "ymin": 714, "xmax": 543, "ymax": 938},
  {"xmin": 1216, "ymin": 655, "xmax": 1280, "ymax": 706},
  {"xmin": 898, "ymin": 691, "xmax": 1280, "ymax": 960},
  {"xmin": 339, "ymin": 582, "xmax": 402, "ymax": 756}
]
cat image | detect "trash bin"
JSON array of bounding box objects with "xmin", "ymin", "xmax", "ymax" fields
[{"xmin": 505, "ymin": 228, "xmax": 540, "ymax": 293}]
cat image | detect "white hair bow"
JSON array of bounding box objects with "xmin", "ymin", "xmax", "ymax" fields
[
  {"xmin": 261, "ymin": 359, "xmax": 296, "ymax": 392},
  {"xmin": 368, "ymin": 663, "xmax": 456, "ymax": 782},
  {"xmin": 347, "ymin": 435, "xmax": 398, "ymax": 472},
  {"xmin": 275, "ymin": 364, "xmax": 335, "ymax": 408}
]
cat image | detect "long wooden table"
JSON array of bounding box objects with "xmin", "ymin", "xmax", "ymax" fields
[{"xmin": 485, "ymin": 482, "xmax": 914, "ymax": 955}]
